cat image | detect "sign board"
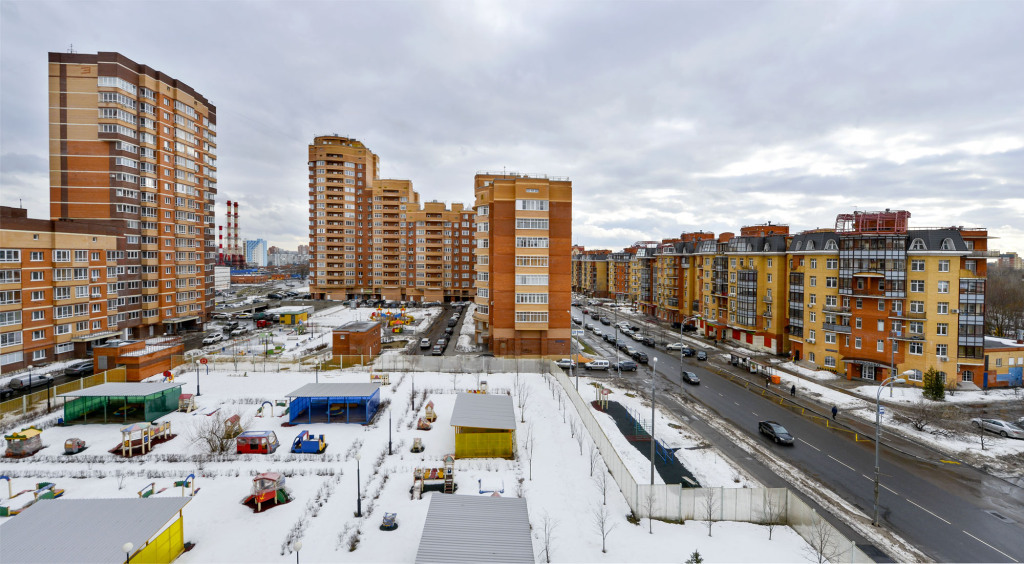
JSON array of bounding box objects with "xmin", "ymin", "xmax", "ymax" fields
[
  {"xmin": 571, "ymin": 329, "xmax": 584, "ymax": 337},
  {"xmin": 200, "ymin": 358, "xmax": 208, "ymax": 365}
]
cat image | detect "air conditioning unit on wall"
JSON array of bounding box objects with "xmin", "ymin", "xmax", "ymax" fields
[{"xmin": 938, "ymin": 355, "xmax": 948, "ymax": 362}]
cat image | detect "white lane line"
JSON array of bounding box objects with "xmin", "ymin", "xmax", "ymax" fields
[
  {"xmin": 883, "ymin": 484, "xmax": 899, "ymax": 495},
  {"xmin": 828, "ymin": 455, "xmax": 856, "ymax": 472},
  {"xmin": 751, "ymin": 412, "xmax": 759, "ymax": 417},
  {"xmin": 963, "ymin": 530, "xmax": 1018, "ymax": 562},
  {"xmin": 798, "ymin": 438, "xmax": 820, "ymax": 451},
  {"xmin": 904, "ymin": 499, "xmax": 951, "ymax": 525},
  {"xmin": 734, "ymin": 401, "xmax": 741, "ymax": 406}
]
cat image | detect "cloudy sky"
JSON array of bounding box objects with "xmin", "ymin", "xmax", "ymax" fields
[{"xmin": 2, "ymin": 1, "xmax": 1022, "ymax": 254}]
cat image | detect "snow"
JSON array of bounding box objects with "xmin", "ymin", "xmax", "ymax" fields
[
  {"xmin": 2, "ymin": 363, "xmax": 821, "ymax": 562},
  {"xmin": 455, "ymin": 303, "xmax": 478, "ymax": 353}
]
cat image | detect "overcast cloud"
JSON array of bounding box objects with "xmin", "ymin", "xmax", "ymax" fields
[{"xmin": 2, "ymin": 1, "xmax": 1022, "ymax": 254}]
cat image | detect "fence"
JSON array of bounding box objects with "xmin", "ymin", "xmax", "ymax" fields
[
  {"xmin": 550, "ymin": 363, "xmax": 873, "ymax": 563},
  {"xmin": 0, "ymin": 367, "xmax": 127, "ymax": 420}
]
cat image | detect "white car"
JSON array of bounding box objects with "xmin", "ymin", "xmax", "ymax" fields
[
  {"xmin": 202, "ymin": 333, "xmax": 224, "ymax": 345},
  {"xmin": 666, "ymin": 342, "xmax": 684, "ymax": 350},
  {"xmin": 971, "ymin": 418, "xmax": 1024, "ymax": 439},
  {"xmin": 555, "ymin": 358, "xmax": 577, "ymax": 369}
]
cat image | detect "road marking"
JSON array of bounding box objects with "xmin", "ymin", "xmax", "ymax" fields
[
  {"xmin": 940, "ymin": 459, "xmax": 961, "ymax": 465},
  {"xmin": 828, "ymin": 455, "xmax": 856, "ymax": 472},
  {"xmin": 882, "ymin": 484, "xmax": 898, "ymax": 495},
  {"xmin": 904, "ymin": 499, "xmax": 951, "ymax": 524},
  {"xmin": 734, "ymin": 401, "xmax": 741, "ymax": 406},
  {"xmin": 963, "ymin": 530, "xmax": 1018, "ymax": 562},
  {"xmin": 798, "ymin": 438, "xmax": 820, "ymax": 451},
  {"xmin": 751, "ymin": 412, "xmax": 758, "ymax": 417}
]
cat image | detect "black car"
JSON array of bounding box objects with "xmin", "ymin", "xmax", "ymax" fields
[
  {"xmin": 696, "ymin": 351, "xmax": 708, "ymax": 361},
  {"xmin": 64, "ymin": 360, "xmax": 95, "ymax": 377},
  {"xmin": 681, "ymin": 347, "xmax": 696, "ymax": 357},
  {"xmin": 632, "ymin": 351, "xmax": 649, "ymax": 364},
  {"xmin": 617, "ymin": 341, "xmax": 630, "ymax": 352},
  {"xmin": 641, "ymin": 336, "xmax": 655, "ymax": 347},
  {"xmin": 628, "ymin": 324, "xmax": 640, "ymax": 332},
  {"xmin": 1, "ymin": 386, "xmax": 14, "ymax": 400},
  {"xmin": 444, "ymin": 326, "xmax": 454, "ymax": 335},
  {"xmin": 590, "ymin": 313, "xmax": 600, "ymax": 320},
  {"xmin": 681, "ymin": 371, "xmax": 700, "ymax": 385},
  {"xmin": 617, "ymin": 360, "xmax": 638, "ymax": 372},
  {"xmin": 759, "ymin": 421, "xmax": 795, "ymax": 445},
  {"xmin": 572, "ymin": 317, "xmax": 583, "ymax": 325},
  {"xmin": 603, "ymin": 333, "xmax": 614, "ymax": 343},
  {"xmin": 682, "ymin": 324, "xmax": 698, "ymax": 332},
  {"xmin": 600, "ymin": 317, "xmax": 611, "ymax": 325}
]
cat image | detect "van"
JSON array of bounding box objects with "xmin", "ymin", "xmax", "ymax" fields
[
  {"xmin": 585, "ymin": 360, "xmax": 610, "ymax": 371},
  {"xmin": 8, "ymin": 374, "xmax": 54, "ymax": 390}
]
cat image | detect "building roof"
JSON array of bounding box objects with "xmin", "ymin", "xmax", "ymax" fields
[
  {"xmin": 415, "ymin": 494, "xmax": 534, "ymax": 563},
  {"xmin": 450, "ymin": 393, "xmax": 515, "ymax": 430},
  {"xmin": 334, "ymin": 320, "xmax": 381, "ymax": 333},
  {"xmin": 58, "ymin": 382, "xmax": 181, "ymax": 399},
  {"xmin": 0, "ymin": 497, "xmax": 191, "ymax": 564},
  {"xmin": 264, "ymin": 305, "xmax": 315, "ymax": 315},
  {"xmin": 286, "ymin": 383, "xmax": 381, "ymax": 398},
  {"xmin": 789, "ymin": 230, "xmax": 839, "ymax": 252},
  {"xmin": 984, "ymin": 336, "xmax": 1024, "ymax": 350},
  {"xmin": 905, "ymin": 229, "xmax": 969, "ymax": 252}
]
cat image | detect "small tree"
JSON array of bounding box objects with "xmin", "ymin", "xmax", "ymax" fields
[
  {"xmin": 922, "ymin": 368, "xmax": 945, "ymax": 401},
  {"xmin": 574, "ymin": 426, "xmax": 585, "ymax": 455},
  {"xmin": 700, "ymin": 487, "xmax": 719, "ymax": 537},
  {"xmin": 685, "ymin": 550, "xmax": 704, "ymax": 564},
  {"xmin": 643, "ymin": 487, "xmax": 657, "ymax": 534},
  {"xmin": 759, "ymin": 489, "xmax": 785, "ymax": 540},
  {"xmin": 189, "ymin": 410, "xmax": 250, "ymax": 453},
  {"xmin": 591, "ymin": 502, "xmax": 616, "ymax": 554},
  {"xmin": 893, "ymin": 399, "xmax": 940, "ymax": 432},
  {"xmin": 592, "ymin": 465, "xmax": 610, "ymax": 505},
  {"xmin": 588, "ymin": 441, "xmax": 600, "ymax": 477},
  {"xmin": 537, "ymin": 511, "xmax": 558, "ymax": 563},
  {"xmin": 523, "ymin": 424, "xmax": 536, "ymax": 480},
  {"xmin": 804, "ymin": 511, "xmax": 841, "ymax": 564}
]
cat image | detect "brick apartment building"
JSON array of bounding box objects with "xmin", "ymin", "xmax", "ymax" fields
[
  {"xmin": 48, "ymin": 51, "xmax": 216, "ymax": 338},
  {"xmin": 473, "ymin": 172, "xmax": 572, "ymax": 356}
]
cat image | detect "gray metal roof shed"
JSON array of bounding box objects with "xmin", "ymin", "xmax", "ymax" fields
[
  {"xmin": 58, "ymin": 382, "xmax": 181, "ymax": 398},
  {"xmin": 450, "ymin": 393, "xmax": 516, "ymax": 430},
  {"xmin": 415, "ymin": 494, "xmax": 534, "ymax": 563},
  {"xmin": 0, "ymin": 497, "xmax": 191, "ymax": 563},
  {"xmin": 286, "ymin": 383, "xmax": 381, "ymax": 398}
]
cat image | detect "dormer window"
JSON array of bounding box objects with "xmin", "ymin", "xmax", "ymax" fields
[
  {"xmin": 824, "ymin": 239, "xmax": 837, "ymax": 250},
  {"xmin": 940, "ymin": 238, "xmax": 955, "ymax": 251},
  {"xmin": 909, "ymin": 238, "xmax": 926, "ymax": 251}
]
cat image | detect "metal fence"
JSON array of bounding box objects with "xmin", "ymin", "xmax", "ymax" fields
[{"xmin": 0, "ymin": 367, "xmax": 127, "ymax": 419}]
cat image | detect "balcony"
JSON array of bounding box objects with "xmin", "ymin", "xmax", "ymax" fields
[
  {"xmin": 762, "ymin": 295, "xmax": 772, "ymax": 303},
  {"xmin": 822, "ymin": 322, "xmax": 851, "ymax": 334}
]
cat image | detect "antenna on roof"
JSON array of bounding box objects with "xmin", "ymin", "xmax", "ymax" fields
[{"xmin": 67, "ymin": 44, "xmax": 75, "ymax": 54}]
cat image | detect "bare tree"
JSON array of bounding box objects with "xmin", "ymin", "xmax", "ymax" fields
[
  {"xmin": 537, "ymin": 511, "xmax": 558, "ymax": 563},
  {"xmin": 591, "ymin": 502, "xmax": 616, "ymax": 554},
  {"xmin": 700, "ymin": 487, "xmax": 719, "ymax": 537},
  {"xmin": 189, "ymin": 410, "xmax": 250, "ymax": 453},
  {"xmin": 985, "ymin": 264, "xmax": 1024, "ymax": 337},
  {"xmin": 515, "ymin": 375, "xmax": 531, "ymax": 424},
  {"xmin": 643, "ymin": 487, "xmax": 657, "ymax": 534},
  {"xmin": 803, "ymin": 511, "xmax": 842, "ymax": 564},
  {"xmin": 592, "ymin": 465, "xmax": 610, "ymax": 505},
  {"xmin": 569, "ymin": 417, "xmax": 579, "ymax": 439},
  {"xmin": 893, "ymin": 399, "xmax": 941, "ymax": 432},
  {"xmin": 588, "ymin": 441, "xmax": 600, "ymax": 477},
  {"xmin": 523, "ymin": 424, "xmax": 536, "ymax": 480},
  {"xmin": 574, "ymin": 426, "xmax": 585, "ymax": 455},
  {"xmin": 759, "ymin": 489, "xmax": 785, "ymax": 540}
]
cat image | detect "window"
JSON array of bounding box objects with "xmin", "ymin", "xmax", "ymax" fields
[
  {"xmin": 938, "ymin": 260, "xmax": 950, "ymax": 272},
  {"xmin": 877, "ymin": 340, "xmax": 885, "ymax": 352},
  {"xmin": 515, "ymin": 293, "xmax": 548, "ymax": 304},
  {"xmin": 515, "ymin": 218, "xmax": 549, "ymax": 230},
  {"xmin": 910, "ymin": 280, "xmax": 924, "ymax": 292},
  {"xmin": 0, "ymin": 331, "xmax": 22, "ymax": 347},
  {"xmin": 32, "ymin": 310, "xmax": 45, "ymax": 321},
  {"xmin": 911, "ymin": 260, "xmax": 925, "ymax": 271},
  {"xmin": 32, "ymin": 329, "xmax": 45, "ymax": 340},
  {"xmin": 936, "ymin": 344, "xmax": 948, "ymax": 357},
  {"xmin": 0, "ymin": 311, "xmax": 21, "ymax": 327},
  {"xmin": 0, "ymin": 249, "xmax": 20, "ymax": 262},
  {"xmin": 877, "ymin": 320, "xmax": 885, "ymax": 331},
  {"xmin": 515, "ymin": 311, "xmax": 548, "ymax": 323},
  {"xmin": 855, "ymin": 317, "xmax": 862, "ymax": 329},
  {"xmin": 909, "ymin": 301, "xmax": 924, "ymax": 313},
  {"xmin": 936, "ymin": 323, "xmax": 948, "ymax": 336},
  {"xmin": 826, "ymin": 258, "xmax": 838, "ymax": 269},
  {"xmin": 515, "ymin": 199, "xmax": 548, "ymax": 211},
  {"xmin": 937, "ymin": 302, "xmax": 949, "ymax": 314},
  {"xmin": 809, "ymin": 276, "xmax": 817, "ymax": 287},
  {"xmin": 940, "ymin": 238, "xmax": 955, "ymax": 251},
  {"xmin": 909, "ymin": 238, "xmax": 926, "ymax": 250},
  {"xmin": 909, "ymin": 342, "xmax": 923, "ymax": 355},
  {"xmin": 515, "ymin": 237, "xmax": 549, "ymax": 248},
  {"xmin": 825, "ymin": 333, "xmax": 836, "ymax": 344},
  {"xmin": 0, "ymin": 290, "xmax": 20, "ymax": 305},
  {"xmin": 515, "ymin": 256, "xmax": 548, "ymax": 267},
  {"xmin": 515, "ymin": 274, "xmax": 548, "ymax": 285},
  {"xmin": 0, "ymin": 270, "xmax": 22, "ymax": 283},
  {"xmin": 824, "ymin": 356, "xmax": 836, "ymax": 368},
  {"xmin": 962, "ymin": 370, "xmax": 973, "ymax": 382},
  {"xmin": 809, "ymin": 259, "xmax": 817, "ymax": 269},
  {"xmin": 855, "ymin": 337, "xmax": 862, "ymax": 349},
  {"xmin": 907, "ymin": 369, "xmax": 923, "ymax": 381},
  {"xmin": 937, "ymin": 281, "xmax": 949, "ymax": 293},
  {"xmin": 808, "ymin": 352, "xmax": 816, "ymax": 362},
  {"xmin": 909, "ymin": 321, "xmax": 924, "ymax": 334}
]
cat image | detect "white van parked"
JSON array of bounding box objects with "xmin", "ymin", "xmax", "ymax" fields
[{"xmin": 585, "ymin": 359, "xmax": 610, "ymax": 371}]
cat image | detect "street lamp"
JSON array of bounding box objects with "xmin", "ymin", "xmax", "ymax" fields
[
  {"xmin": 650, "ymin": 356, "xmax": 658, "ymax": 486},
  {"xmin": 873, "ymin": 375, "xmax": 905, "ymax": 526},
  {"xmin": 293, "ymin": 540, "xmax": 302, "ymax": 564},
  {"xmin": 122, "ymin": 542, "xmax": 134, "ymax": 564},
  {"xmin": 388, "ymin": 409, "xmax": 393, "ymax": 455},
  {"xmin": 614, "ymin": 305, "xmax": 621, "ymax": 379},
  {"xmin": 355, "ymin": 453, "xmax": 362, "ymax": 517}
]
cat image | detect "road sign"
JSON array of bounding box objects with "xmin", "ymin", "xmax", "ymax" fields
[
  {"xmin": 571, "ymin": 329, "xmax": 584, "ymax": 337},
  {"xmin": 878, "ymin": 406, "xmax": 885, "ymax": 415},
  {"xmin": 200, "ymin": 358, "xmax": 208, "ymax": 365}
]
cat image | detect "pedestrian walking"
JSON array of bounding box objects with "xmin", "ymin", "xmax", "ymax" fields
[
  {"xmin": 765, "ymin": 376, "xmax": 771, "ymax": 388},
  {"xmin": 831, "ymin": 405, "xmax": 838, "ymax": 420},
  {"xmin": 790, "ymin": 384, "xmax": 796, "ymax": 397}
]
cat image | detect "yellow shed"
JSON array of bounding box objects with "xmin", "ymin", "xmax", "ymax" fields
[{"xmin": 450, "ymin": 393, "xmax": 517, "ymax": 459}]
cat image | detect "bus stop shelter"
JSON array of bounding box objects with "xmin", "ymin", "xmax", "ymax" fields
[{"xmin": 58, "ymin": 382, "xmax": 182, "ymax": 424}]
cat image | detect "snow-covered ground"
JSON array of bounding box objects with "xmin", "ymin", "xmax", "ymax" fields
[
  {"xmin": 455, "ymin": 303, "xmax": 477, "ymax": 352},
  {"xmin": 1, "ymin": 364, "xmax": 820, "ymax": 562}
]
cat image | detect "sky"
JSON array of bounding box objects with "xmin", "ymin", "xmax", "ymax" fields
[{"xmin": 2, "ymin": 1, "xmax": 1022, "ymax": 254}]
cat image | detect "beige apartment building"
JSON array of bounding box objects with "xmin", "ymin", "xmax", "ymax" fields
[{"xmin": 48, "ymin": 52, "xmax": 216, "ymax": 338}]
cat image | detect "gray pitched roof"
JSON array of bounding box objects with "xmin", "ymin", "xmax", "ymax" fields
[
  {"xmin": 415, "ymin": 494, "xmax": 534, "ymax": 563},
  {"xmin": 59, "ymin": 382, "xmax": 182, "ymax": 398},
  {"xmin": 0, "ymin": 497, "xmax": 191, "ymax": 563},
  {"xmin": 450, "ymin": 393, "xmax": 515, "ymax": 430},
  {"xmin": 335, "ymin": 320, "xmax": 381, "ymax": 333},
  {"xmin": 790, "ymin": 230, "xmax": 839, "ymax": 252},
  {"xmin": 286, "ymin": 383, "xmax": 381, "ymax": 398},
  {"xmin": 906, "ymin": 229, "xmax": 968, "ymax": 252}
]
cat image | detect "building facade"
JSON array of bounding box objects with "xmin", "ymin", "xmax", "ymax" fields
[
  {"xmin": 48, "ymin": 51, "xmax": 216, "ymax": 338},
  {"xmin": 244, "ymin": 239, "xmax": 267, "ymax": 267},
  {"xmin": 473, "ymin": 173, "xmax": 572, "ymax": 356}
]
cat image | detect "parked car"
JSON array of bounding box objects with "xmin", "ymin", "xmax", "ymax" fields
[
  {"xmin": 236, "ymin": 312, "xmax": 253, "ymax": 319},
  {"xmin": 585, "ymin": 359, "xmax": 610, "ymax": 370},
  {"xmin": 759, "ymin": 421, "xmax": 795, "ymax": 445},
  {"xmin": 431, "ymin": 344, "xmax": 443, "ymax": 356},
  {"xmin": 230, "ymin": 328, "xmax": 248, "ymax": 337},
  {"xmin": 696, "ymin": 351, "xmax": 708, "ymax": 361},
  {"xmin": 600, "ymin": 317, "xmax": 611, "ymax": 325},
  {"xmin": 572, "ymin": 317, "xmax": 583, "ymax": 325},
  {"xmin": 211, "ymin": 312, "xmax": 231, "ymax": 320},
  {"xmin": 681, "ymin": 371, "xmax": 700, "ymax": 385},
  {"xmin": 616, "ymin": 360, "xmax": 638, "ymax": 372},
  {"xmin": 444, "ymin": 326, "xmax": 454, "ymax": 335},
  {"xmin": 641, "ymin": 336, "xmax": 655, "ymax": 347},
  {"xmin": 682, "ymin": 324, "xmax": 698, "ymax": 332},
  {"xmin": 593, "ymin": 329, "xmax": 603, "ymax": 337},
  {"xmin": 631, "ymin": 351, "xmax": 649, "ymax": 364},
  {"xmin": 666, "ymin": 342, "xmax": 684, "ymax": 351},
  {"xmin": 617, "ymin": 341, "xmax": 630, "ymax": 352},
  {"xmin": 64, "ymin": 360, "xmax": 94, "ymax": 378},
  {"xmin": 436, "ymin": 338, "xmax": 447, "ymax": 349},
  {"xmin": 420, "ymin": 338, "xmax": 432, "ymax": 349},
  {"xmin": 681, "ymin": 347, "xmax": 697, "ymax": 357},
  {"xmin": 584, "ymin": 323, "xmax": 594, "ymax": 331},
  {"xmin": 971, "ymin": 418, "xmax": 1024, "ymax": 439},
  {"xmin": 556, "ymin": 358, "xmax": 577, "ymax": 369},
  {"xmin": 1, "ymin": 385, "xmax": 14, "ymax": 400},
  {"xmin": 581, "ymin": 308, "xmax": 589, "ymax": 315},
  {"xmin": 7, "ymin": 373, "xmax": 54, "ymax": 390},
  {"xmin": 202, "ymin": 333, "xmax": 224, "ymax": 345},
  {"xmin": 628, "ymin": 324, "xmax": 640, "ymax": 332}
]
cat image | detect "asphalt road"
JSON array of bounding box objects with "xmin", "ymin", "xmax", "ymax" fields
[
  {"xmin": 412, "ymin": 305, "xmax": 459, "ymax": 356},
  {"xmin": 573, "ymin": 304, "xmax": 1024, "ymax": 563}
]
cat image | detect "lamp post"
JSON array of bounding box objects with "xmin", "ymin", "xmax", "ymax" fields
[
  {"xmin": 388, "ymin": 409, "xmax": 392, "ymax": 455},
  {"xmin": 873, "ymin": 375, "xmax": 905, "ymax": 526},
  {"xmin": 614, "ymin": 305, "xmax": 621, "ymax": 378},
  {"xmin": 195, "ymin": 361, "xmax": 201, "ymax": 396},
  {"xmin": 315, "ymin": 361, "xmax": 319, "ymax": 384},
  {"xmin": 650, "ymin": 356, "xmax": 657, "ymax": 485},
  {"xmin": 293, "ymin": 540, "xmax": 302, "ymax": 564},
  {"xmin": 123, "ymin": 542, "xmax": 134, "ymax": 564},
  {"xmin": 355, "ymin": 453, "xmax": 362, "ymax": 517}
]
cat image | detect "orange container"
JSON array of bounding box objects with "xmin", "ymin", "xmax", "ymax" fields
[{"xmin": 771, "ymin": 374, "xmax": 781, "ymax": 385}]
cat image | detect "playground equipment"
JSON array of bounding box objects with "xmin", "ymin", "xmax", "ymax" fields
[
  {"xmin": 416, "ymin": 418, "xmax": 432, "ymax": 431},
  {"xmin": 116, "ymin": 421, "xmax": 173, "ymax": 457},
  {"xmin": 63, "ymin": 438, "xmax": 87, "ymax": 455},
  {"xmin": 380, "ymin": 512, "xmax": 398, "ymax": 531},
  {"xmin": 241, "ymin": 472, "xmax": 292, "ymax": 512},
  {"xmin": 4, "ymin": 427, "xmax": 43, "ymax": 458},
  {"xmin": 413, "ymin": 454, "xmax": 456, "ymax": 499},
  {"xmin": 237, "ymin": 431, "xmax": 280, "ymax": 454},
  {"xmin": 478, "ymin": 479, "xmax": 505, "ymax": 495},
  {"xmin": 410, "ymin": 437, "xmax": 424, "ymax": 453},
  {"xmin": 290, "ymin": 430, "xmax": 327, "ymax": 454},
  {"xmin": 594, "ymin": 384, "xmax": 610, "ymax": 411},
  {"xmin": 0, "ymin": 481, "xmax": 64, "ymax": 517},
  {"xmin": 256, "ymin": 399, "xmax": 289, "ymax": 418},
  {"xmin": 138, "ymin": 482, "xmax": 167, "ymax": 498},
  {"xmin": 370, "ymin": 308, "xmax": 414, "ymax": 333},
  {"xmin": 163, "ymin": 372, "xmax": 175, "ymax": 383},
  {"xmin": 424, "ymin": 401, "xmax": 437, "ymax": 423},
  {"xmin": 174, "ymin": 474, "xmax": 200, "ymax": 496},
  {"xmin": 223, "ymin": 414, "xmax": 243, "ymax": 439},
  {"xmin": 466, "ymin": 380, "xmax": 488, "ymax": 394},
  {"xmin": 370, "ymin": 372, "xmax": 391, "ymax": 385},
  {"xmin": 178, "ymin": 393, "xmax": 196, "ymax": 413}
]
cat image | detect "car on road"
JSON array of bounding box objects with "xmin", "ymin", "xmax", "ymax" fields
[
  {"xmin": 696, "ymin": 351, "xmax": 708, "ymax": 361},
  {"xmin": 600, "ymin": 317, "xmax": 611, "ymax": 325},
  {"xmin": 444, "ymin": 326, "xmax": 454, "ymax": 335},
  {"xmin": 682, "ymin": 324, "xmax": 698, "ymax": 332},
  {"xmin": 581, "ymin": 308, "xmax": 589, "ymax": 314},
  {"xmin": 211, "ymin": 312, "xmax": 231, "ymax": 320},
  {"xmin": 681, "ymin": 347, "xmax": 696, "ymax": 357},
  {"xmin": 666, "ymin": 342, "xmax": 684, "ymax": 350},
  {"xmin": 556, "ymin": 358, "xmax": 577, "ymax": 369},
  {"xmin": 236, "ymin": 312, "xmax": 253, "ymax": 319},
  {"xmin": 572, "ymin": 317, "xmax": 582, "ymax": 325},
  {"xmin": 759, "ymin": 421, "xmax": 795, "ymax": 445},
  {"xmin": 1, "ymin": 385, "xmax": 14, "ymax": 400},
  {"xmin": 431, "ymin": 344, "xmax": 443, "ymax": 356},
  {"xmin": 420, "ymin": 338, "xmax": 432, "ymax": 349},
  {"xmin": 64, "ymin": 360, "xmax": 95, "ymax": 377},
  {"xmin": 202, "ymin": 333, "xmax": 224, "ymax": 345},
  {"xmin": 584, "ymin": 323, "xmax": 594, "ymax": 331},
  {"xmin": 641, "ymin": 336, "xmax": 655, "ymax": 347},
  {"xmin": 592, "ymin": 329, "xmax": 603, "ymax": 337},
  {"xmin": 616, "ymin": 360, "xmax": 638, "ymax": 372},
  {"xmin": 230, "ymin": 328, "xmax": 248, "ymax": 337},
  {"xmin": 971, "ymin": 418, "xmax": 1024, "ymax": 439},
  {"xmin": 584, "ymin": 359, "xmax": 610, "ymax": 370},
  {"xmin": 590, "ymin": 313, "xmax": 600, "ymax": 320},
  {"xmin": 7, "ymin": 373, "xmax": 54, "ymax": 391},
  {"xmin": 631, "ymin": 351, "xmax": 649, "ymax": 364},
  {"xmin": 681, "ymin": 371, "xmax": 700, "ymax": 385},
  {"xmin": 436, "ymin": 338, "xmax": 448, "ymax": 349}
]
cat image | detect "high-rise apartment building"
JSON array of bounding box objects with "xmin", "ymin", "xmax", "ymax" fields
[
  {"xmin": 307, "ymin": 135, "xmax": 473, "ymax": 302},
  {"xmin": 473, "ymin": 173, "xmax": 572, "ymax": 356},
  {"xmin": 245, "ymin": 239, "xmax": 268, "ymax": 267},
  {"xmin": 48, "ymin": 52, "xmax": 216, "ymax": 338}
]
